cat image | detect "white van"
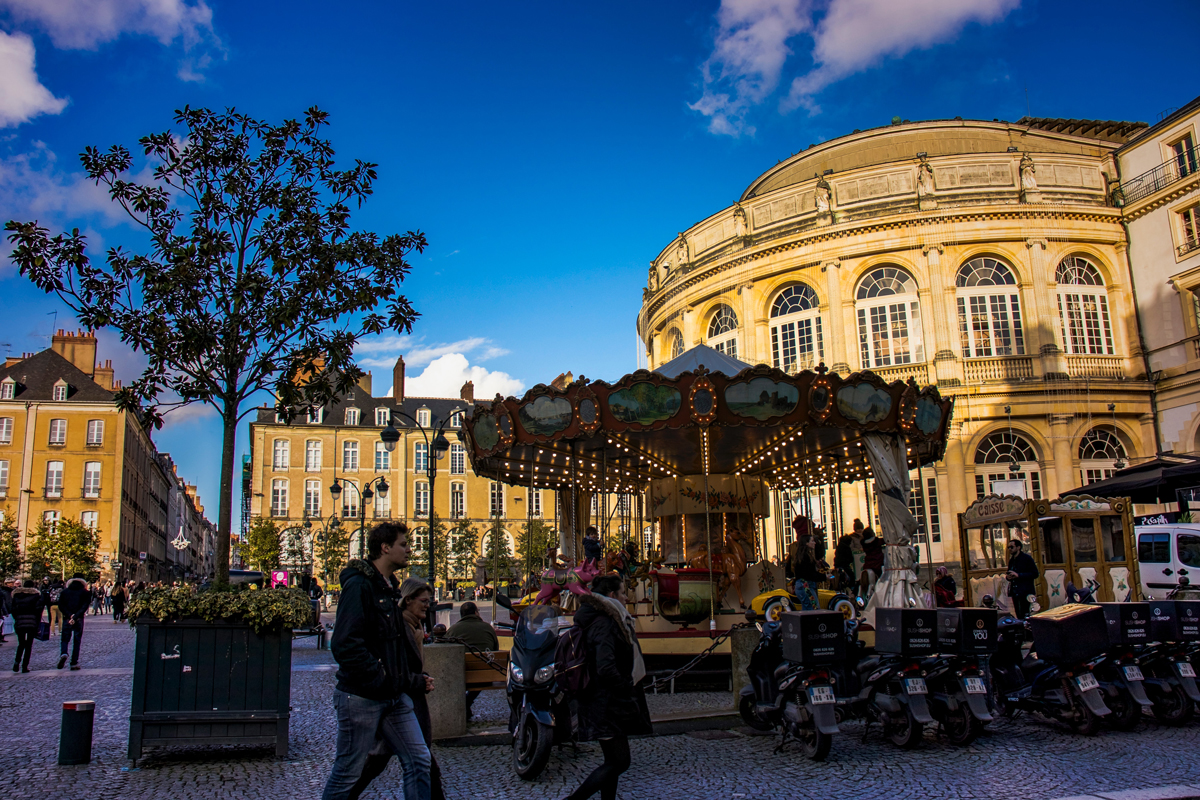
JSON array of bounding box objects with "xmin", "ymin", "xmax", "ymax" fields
[{"xmin": 1135, "ymin": 524, "xmax": 1200, "ymax": 599}]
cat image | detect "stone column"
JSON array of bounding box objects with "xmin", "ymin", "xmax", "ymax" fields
[
  {"xmin": 1050, "ymin": 415, "xmax": 1075, "ymax": 497},
  {"xmin": 738, "ymin": 282, "xmax": 759, "ymax": 363},
  {"xmin": 823, "ymin": 259, "xmax": 850, "ymax": 373},
  {"xmin": 681, "ymin": 306, "xmax": 697, "ymax": 349},
  {"xmin": 943, "ymin": 421, "xmax": 968, "ymax": 568},
  {"xmin": 1026, "ymin": 238, "xmax": 1065, "ymax": 379},
  {"xmin": 1138, "ymin": 413, "xmax": 1158, "ymax": 459},
  {"xmin": 425, "ymin": 643, "xmax": 467, "ymax": 739},
  {"xmin": 924, "ymin": 244, "xmax": 963, "ymax": 387}
]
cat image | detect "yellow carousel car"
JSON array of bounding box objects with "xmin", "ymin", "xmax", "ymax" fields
[{"xmin": 750, "ymin": 586, "xmax": 859, "ymax": 623}]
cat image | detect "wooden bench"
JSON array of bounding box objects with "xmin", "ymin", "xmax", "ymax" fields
[{"xmin": 464, "ymin": 650, "xmax": 510, "ymax": 692}]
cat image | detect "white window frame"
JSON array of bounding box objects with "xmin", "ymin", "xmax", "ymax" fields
[
  {"xmin": 769, "ymin": 285, "xmax": 823, "ymax": 372},
  {"xmin": 307, "ymin": 407, "xmax": 324, "ymax": 425},
  {"xmin": 375, "ymin": 407, "xmax": 390, "ymax": 426},
  {"xmin": 83, "ymin": 461, "xmax": 101, "ymax": 498},
  {"xmin": 450, "ymin": 481, "xmax": 465, "ymax": 519},
  {"xmin": 52, "ymin": 381, "xmax": 68, "ymax": 401},
  {"xmin": 414, "ymin": 481, "xmax": 430, "ymax": 517},
  {"xmin": 305, "ymin": 440, "xmax": 322, "ymax": 472},
  {"xmin": 0, "ymin": 378, "xmax": 14, "ymax": 400},
  {"xmin": 45, "ymin": 460, "xmax": 64, "ymax": 497},
  {"xmin": 0, "ymin": 459, "xmax": 8, "ymax": 497},
  {"xmin": 373, "ymin": 489, "xmax": 391, "ymax": 519},
  {"xmin": 342, "ymin": 481, "xmax": 360, "ymax": 519},
  {"xmin": 0, "ymin": 417, "xmax": 13, "ymax": 444},
  {"xmin": 1179, "ymin": 204, "xmax": 1200, "ymax": 257},
  {"xmin": 273, "ymin": 438, "xmax": 290, "ymax": 470},
  {"xmin": 271, "ymin": 479, "xmax": 288, "ymax": 517},
  {"xmin": 43, "ymin": 510, "xmax": 60, "ymax": 532},
  {"xmin": 1056, "ymin": 257, "xmax": 1114, "ymax": 355},
  {"xmin": 706, "ymin": 304, "xmax": 740, "ymax": 358},
  {"xmin": 304, "ymin": 480, "xmax": 322, "ymax": 518},
  {"xmin": 667, "ymin": 329, "xmax": 684, "ymax": 360},
  {"xmin": 86, "ymin": 419, "xmax": 104, "ymax": 446},
  {"xmin": 375, "ymin": 441, "xmax": 390, "ymax": 472},
  {"xmin": 345, "ymin": 408, "xmax": 360, "ymax": 426},
  {"xmin": 530, "ymin": 488, "xmax": 542, "ymax": 518},
  {"xmin": 417, "ymin": 407, "xmax": 431, "ymax": 428},
  {"xmin": 973, "ymin": 432, "xmax": 1042, "ymax": 500},
  {"xmin": 414, "ymin": 442, "xmax": 428, "ymax": 474},
  {"xmin": 343, "ymin": 440, "xmax": 359, "ymax": 472},
  {"xmin": 956, "ymin": 258, "xmax": 1025, "ymax": 358},
  {"xmin": 81, "ymin": 511, "xmax": 98, "ymax": 530},
  {"xmin": 1079, "ymin": 428, "xmax": 1127, "ymax": 486},
  {"xmin": 490, "ymin": 482, "xmax": 504, "ymax": 517},
  {"xmin": 856, "ymin": 267, "xmax": 924, "ymax": 368},
  {"xmin": 450, "ymin": 443, "xmax": 465, "ymax": 475},
  {"xmin": 48, "ymin": 418, "xmax": 67, "ymax": 446},
  {"xmin": 449, "ymin": 410, "xmax": 463, "ymax": 429}
]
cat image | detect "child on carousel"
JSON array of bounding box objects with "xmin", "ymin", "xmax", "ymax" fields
[{"xmin": 582, "ymin": 525, "xmax": 603, "ymax": 570}]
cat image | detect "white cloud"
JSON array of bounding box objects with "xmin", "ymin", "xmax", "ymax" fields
[
  {"xmin": 0, "ymin": 31, "xmax": 67, "ymax": 128},
  {"xmin": 405, "ymin": 353, "xmax": 524, "ymax": 400},
  {"xmin": 355, "ymin": 334, "xmax": 508, "ymax": 370},
  {"xmin": 692, "ymin": 0, "xmax": 1019, "ymax": 134},
  {"xmin": 690, "ymin": 0, "xmax": 814, "ymax": 137},
  {"xmin": 783, "ymin": 0, "xmax": 1020, "ymax": 112},
  {"xmin": 0, "ymin": 0, "xmax": 215, "ymax": 50}
]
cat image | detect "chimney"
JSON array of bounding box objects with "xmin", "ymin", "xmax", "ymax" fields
[
  {"xmin": 393, "ymin": 356, "xmax": 405, "ymax": 402},
  {"xmin": 460, "ymin": 380, "xmax": 475, "ymax": 403},
  {"xmin": 358, "ymin": 370, "xmax": 373, "ymax": 398},
  {"xmin": 4, "ymin": 356, "xmax": 21, "ymax": 368},
  {"xmin": 51, "ymin": 329, "xmax": 98, "ymax": 377},
  {"xmin": 94, "ymin": 359, "xmax": 115, "ymax": 391},
  {"xmin": 551, "ymin": 371, "xmax": 574, "ymax": 391}
]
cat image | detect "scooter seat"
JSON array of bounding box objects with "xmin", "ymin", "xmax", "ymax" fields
[
  {"xmin": 773, "ymin": 663, "xmax": 790, "ymax": 681},
  {"xmin": 1020, "ymin": 657, "xmax": 1047, "ymax": 682},
  {"xmin": 857, "ymin": 655, "xmax": 883, "ymax": 676}
]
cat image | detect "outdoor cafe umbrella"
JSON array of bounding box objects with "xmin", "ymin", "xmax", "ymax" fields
[{"xmin": 1066, "ymin": 454, "xmax": 1200, "ymax": 505}]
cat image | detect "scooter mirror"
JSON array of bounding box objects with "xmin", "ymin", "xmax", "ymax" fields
[
  {"xmin": 744, "ymin": 608, "xmax": 757, "ymax": 622},
  {"xmin": 495, "ymin": 593, "xmax": 514, "ymax": 612}
]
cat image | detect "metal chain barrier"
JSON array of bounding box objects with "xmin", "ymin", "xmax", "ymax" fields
[
  {"xmin": 434, "ymin": 634, "xmax": 508, "ymax": 674},
  {"xmin": 647, "ymin": 622, "xmax": 754, "ymax": 691}
]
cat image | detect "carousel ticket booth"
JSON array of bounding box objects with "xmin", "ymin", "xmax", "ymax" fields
[{"xmin": 958, "ymin": 494, "xmax": 1141, "ymax": 613}]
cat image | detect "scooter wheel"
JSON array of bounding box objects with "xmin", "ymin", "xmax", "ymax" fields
[
  {"xmin": 1152, "ymin": 683, "xmax": 1195, "ymax": 726},
  {"xmin": 513, "ymin": 717, "xmax": 554, "ymax": 780},
  {"xmin": 1071, "ymin": 703, "xmax": 1103, "ymax": 736},
  {"xmin": 887, "ymin": 706, "xmax": 924, "ymax": 749},
  {"xmin": 1105, "ymin": 687, "xmax": 1141, "ymax": 732},
  {"xmin": 739, "ymin": 694, "xmax": 774, "ymax": 732},
  {"xmin": 798, "ymin": 726, "xmax": 833, "ymax": 762},
  {"xmin": 943, "ymin": 705, "xmax": 979, "ymax": 746}
]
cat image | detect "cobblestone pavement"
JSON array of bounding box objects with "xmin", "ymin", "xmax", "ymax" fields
[{"xmin": 4, "ymin": 619, "xmax": 1200, "ymax": 799}]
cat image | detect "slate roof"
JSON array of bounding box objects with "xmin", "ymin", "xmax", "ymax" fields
[
  {"xmin": 0, "ymin": 349, "xmax": 116, "ymax": 403},
  {"xmin": 255, "ymin": 393, "xmax": 485, "ymax": 430},
  {"xmin": 1015, "ymin": 117, "xmax": 1147, "ymax": 144}
]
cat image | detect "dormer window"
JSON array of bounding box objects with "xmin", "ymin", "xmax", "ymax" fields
[
  {"xmin": 449, "ymin": 410, "xmax": 463, "ymax": 428},
  {"xmin": 52, "ymin": 380, "xmax": 69, "ymax": 401},
  {"xmin": 345, "ymin": 408, "xmax": 360, "ymax": 426},
  {"xmin": 0, "ymin": 378, "xmax": 14, "ymax": 400},
  {"xmin": 307, "ymin": 407, "xmax": 324, "ymax": 425},
  {"xmin": 375, "ymin": 407, "xmax": 390, "ymax": 426},
  {"xmin": 417, "ymin": 407, "xmax": 431, "ymax": 428}
]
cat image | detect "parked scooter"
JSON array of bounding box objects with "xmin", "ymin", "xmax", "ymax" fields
[
  {"xmin": 495, "ymin": 595, "xmax": 570, "ymax": 779},
  {"xmin": 1090, "ymin": 643, "xmax": 1153, "ymax": 731},
  {"xmin": 739, "ymin": 604, "xmax": 842, "ymax": 761},
  {"xmin": 922, "ymin": 653, "xmax": 993, "ymax": 745},
  {"xmin": 1136, "ymin": 640, "xmax": 1198, "ymax": 725},
  {"xmin": 990, "ymin": 615, "xmax": 1112, "ymax": 735}
]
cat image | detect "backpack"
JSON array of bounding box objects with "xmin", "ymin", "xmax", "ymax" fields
[
  {"xmin": 49, "ymin": 587, "xmax": 62, "ymax": 603},
  {"xmin": 554, "ymin": 624, "xmax": 590, "ymax": 694}
]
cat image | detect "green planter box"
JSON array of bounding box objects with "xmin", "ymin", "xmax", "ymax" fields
[{"xmin": 128, "ymin": 618, "xmax": 293, "ymax": 762}]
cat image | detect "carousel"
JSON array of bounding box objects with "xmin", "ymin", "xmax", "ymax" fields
[{"xmin": 462, "ymin": 345, "xmax": 955, "ymax": 654}]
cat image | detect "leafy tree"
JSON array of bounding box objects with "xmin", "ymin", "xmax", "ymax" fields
[
  {"xmin": 237, "ymin": 517, "xmax": 281, "ymax": 573},
  {"xmin": 409, "ymin": 515, "xmax": 450, "ymax": 587},
  {"xmin": 0, "ymin": 509, "xmax": 21, "ymax": 579},
  {"xmin": 482, "ymin": 517, "xmax": 517, "ymax": 586},
  {"xmin": 449, "ymin": 519, "xmax": 479, "ymax": 580},
  {"xmin": 516, "ymin": 518, "xmax": 556, "ymax": 578},
  {"xmin": 315, "ymin": 518, "xmax": 350, "ymax": 587},
  {"xmin": 6, "ymin": 106, "xmax": 426, "ymax": 585},
  {"xmin": 25, "ymin": 519, "xmax": 101, "ymax": 581}
]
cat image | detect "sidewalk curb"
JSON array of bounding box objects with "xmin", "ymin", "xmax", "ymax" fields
[
  {"xmin": 436, "ymin": 709, "xmax": 741, "ymax": 747},
  {"xmin": 1051, "ymin": 786, "xmax": 1200, "ymax": 800}
]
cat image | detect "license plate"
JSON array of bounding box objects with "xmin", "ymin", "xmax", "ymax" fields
[
  {"xmin": 808, "ymin": 685, "xmax": 836, "ymax": 705},
  {"xmin": 905, "ymin": 678, "xmax": 928, "ymax": 695},
  {"xmin": 1075, "ymin": 673, "xmax": 1100, "ymax": 692},
  {"xmin": 1123, "ymin": 665, "xmax": 1144, "ymax": 681},
  {"xmin": 1179, "ymin": 662, "xmax": 1196, "ymax": 678},
  {"xmin": 964, "ymin": 676, "xmax": 987, "ymax": 695}
]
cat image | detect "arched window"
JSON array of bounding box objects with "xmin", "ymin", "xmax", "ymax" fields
[
  {"xmin": 956, "ymin": 258, "xmax": 1025, "ymax": 358},
  {"xmin": 1079, "ymin": 428, "xmax": 1128, "ymax": 485},
  {"xmin": 667, "ymin": 329, "xmax": 684, "ymax": 360},
  {"xmin": 707, "ymin": 304, "xmax": 739, "ymax": 358},
  {"xmin": 770, "ymin": 284, "xmax": 823, "ymax": 372},
  {"xmin": 974, "ymin": 431, "xmax": 1041, "ymax": 499},
  {"xmin": 855, "ymin": 267, "xmax": 924, "ymax": 368},
  {"xmin": 1056, "ymin": 256, "xmax": 1114, "ymax": 355}
]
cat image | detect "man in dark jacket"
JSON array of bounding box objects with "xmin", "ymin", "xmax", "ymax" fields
[
  {"xmin": 57, "ymin": 574, "xmax": 91, "ymax": 670},
  {"xmin": 566, "ymin": 575, "xmax": 652, "ymax": 800},
  {"xmin": 323, "ymin": 522, "xmax": 431, "ymax": 800},
  {"xmin": 1006, "ymin": 539, "xmax": 1040, "ymax": 619},
  {"xmin": 11, "ymin": 580, "xmax": 45, "ymax": 672},
  {"xmin": 446, "ymin": 602, "xmax": 498, "ymax": 719}
]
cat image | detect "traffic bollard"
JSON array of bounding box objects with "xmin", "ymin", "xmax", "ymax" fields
[{"xmin": 58, "ymin": 700, "xmax": 95, "ymax": 765}]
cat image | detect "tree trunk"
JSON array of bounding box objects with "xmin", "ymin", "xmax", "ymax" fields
[{"xmin": 216, "ymin": 408, "xmax": 238, "ymax": 586}]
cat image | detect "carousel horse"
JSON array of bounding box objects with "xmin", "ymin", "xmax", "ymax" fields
[
  {"xmin": 687, "ymin": 529, "xmax": 750, "ymax": 609},
  {"xmin": 534, "ymin": 558, "xmax": 602, "ymax": 605}
]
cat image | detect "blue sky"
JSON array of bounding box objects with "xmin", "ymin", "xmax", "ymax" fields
[{"xmin": 0, "ymin": 0, "xmax": 1196, "ymax": 526}]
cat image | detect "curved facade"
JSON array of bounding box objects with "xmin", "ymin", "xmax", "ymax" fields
[{"xmin": 638, "ymin": 118, "xmax": 1154, "ymax": 567}]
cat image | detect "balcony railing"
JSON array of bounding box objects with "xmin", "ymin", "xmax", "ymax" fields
[
  {"xmin": 867, "ymin": 363, "xmax": 930, "ymax": 384},
  {"xmin": 1121, "ymin": 144, "xmax": 1200, "ymax": 204},
  {"xmin": 1065, "ymin": 355, "xmax": 1125, "ymax": 379},
  {"xmin": 964, "ymin": 356, "xmax": 1034, "ymax": 383},
  {"xmin": 1179, "ymin": 238, "xmax": 1200, "ymax": 259}
]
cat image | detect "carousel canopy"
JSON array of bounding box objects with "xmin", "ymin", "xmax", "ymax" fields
[
  {"xmin": 653, "ymin": 344, "xmax": 752, "ymax": 379},
  {"xmin": 462, "ymin": 359, "xmax": 953, "ymax": 494}
]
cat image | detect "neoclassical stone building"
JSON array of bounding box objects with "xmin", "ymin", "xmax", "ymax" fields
[{"xmin": 637, "ymin": 118, "xmax": 1155, "ymax": 567}]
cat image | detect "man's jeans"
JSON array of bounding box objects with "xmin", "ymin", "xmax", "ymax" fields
[
  {"xmin": 60, "ymin": 619, "xmax": 83, "ymax": 665},
  {"xmin": 322, "ymin": 690, "xmax": 431, "ymax": 800}
]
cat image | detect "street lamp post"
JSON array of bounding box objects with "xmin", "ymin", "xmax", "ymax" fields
[
  {"xmin": 384, "ymin": 413, "xmax": 450, "ymax": 596},
  {"xmin": 330, "ymin": 476, "xmax": 390, "ymax": 562},
  {"xmin": 305, "ymin": 512, "xmax": 340, "ymax": 609}
]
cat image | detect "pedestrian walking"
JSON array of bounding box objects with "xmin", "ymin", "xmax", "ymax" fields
[
  {"xmin": 322, "ymin": 522, "xmax": 432, "ymax": 800},
  {"xmin": 564, "ymin": 574, "xmax": 652, "ymax": 800},
  {"xmin": 111, "ymin": 582, "xmax": 127, "ymax": 622},
  {"xmin": 57, "ymin": 573, "xmax": 91, "ymax": 670},
  {"xmin": 446, "ymin": 601, "xmax": 499, "ymax": 720},
  {"xmin": 11, "ymin": 580, "xmax": 46, "ymax": 672},
  {"xmin": 103, "ymin": 582, "xmax": 112, "ymax": 615},
  {"xmin": 47, "ymin": 580, "xmax": 64, "ymax": 637},
  {"xmin": 91, "ymin": 582, "xmax": 105, "ymax": 615},
  {"xmin": 0, "ymin": 579, "xmax": 12, "ymax": 645}
]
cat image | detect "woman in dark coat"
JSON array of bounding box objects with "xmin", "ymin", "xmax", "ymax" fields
[
  {"xmin": 11, "ymin": 580, "xmax": 46, "ymax": 673},
  {"xmin": 111, "ymin": 582, "xmax": 126, "ymax": 622},
  {"xmin": 565, "ymin": 574, "xmax": 652, "ymax": 800}
]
